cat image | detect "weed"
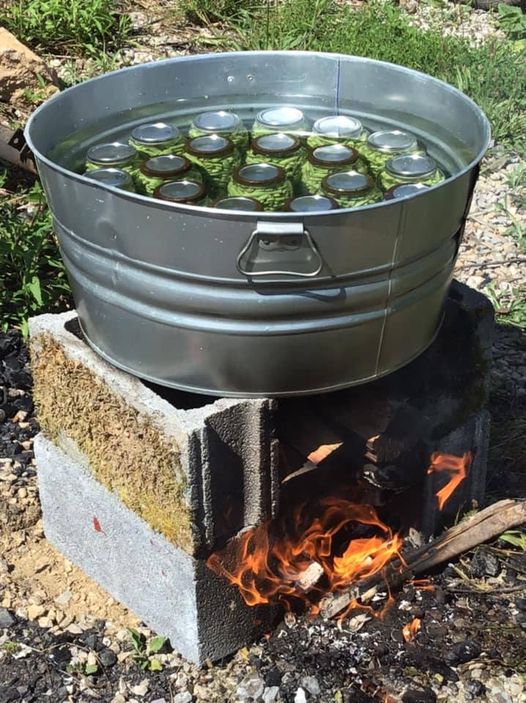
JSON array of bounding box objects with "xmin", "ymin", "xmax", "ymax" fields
[
  {"xmin": 1, "ymin": 641, "xmax": 20, "ymax": 654},
  {"xmin": 0, "ymin": 181, "xmax": 72, "ymax": 334},
  {"xmin": 127, "ymin": 629, "xmax": 169, "ymax": 671},
  {"xmin": 179, "ymin": 0, "xmax": 257, "ymax": 25},
  {"xmin": 485, "ymin": 284, "xmax": 526, "ymax": 330},
  {"xmin": 59, "ymin": 51, "xmax": 128, "ymax": 88},
  {"xmin": 0, "ymin": 0, "xmax": 131, "ymax": 56},
  {"xmin": 497, "ymin": 4, "xmax": 526, "ymax": 41},
  {"xmin": 499, "ymin": 530, "xmax": 526, "ymax": 551}
]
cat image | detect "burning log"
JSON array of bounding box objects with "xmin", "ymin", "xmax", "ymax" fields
[{"xmin": 320, "ymin": 499, "xmax": 526, "ymax": 619}]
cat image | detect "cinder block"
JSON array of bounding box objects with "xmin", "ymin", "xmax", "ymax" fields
[
  {"xmin": 35, "ymin": 434, "xmax": 269, "ymax": 665},
  {"xmin": 29, "ymin": 312, "xmax": 278, "ymax": 556}
]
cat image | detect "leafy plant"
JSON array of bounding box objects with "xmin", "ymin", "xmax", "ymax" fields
[
  {"xmin": 179, "ymin": 0, "xmax": 258, "ymax": 24},
  {"xmin": 497, "ymin": 4, "xmax": 526, "ymax": 41},
  {"xmin": 499, "ymin": 530, "xmax": 526, "ymax": 551},
  {"xmin": 127, "ymin": 628, "xmax": 169, "ymax": 671},
  {"xmin": 0, "ymin": 0, "xmax": 131, "ymax": 56},
  {"xmin": 1, "ymin": 641, "xmax": 20, "ymax": 654},
  {"xmin": 485, "ymin": 284, "xmax": 526, "ymax": 330},
  {"xmin": 0, "ymin": 182, "xmax": 72, "ymax": 334}
]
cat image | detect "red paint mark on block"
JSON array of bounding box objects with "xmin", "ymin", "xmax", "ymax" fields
[{"xmin": 92, "ymin": 516, "xmax": 104, "ymax": 533}]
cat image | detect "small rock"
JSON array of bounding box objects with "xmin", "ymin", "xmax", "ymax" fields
[
  {"xmin": 66, "ymin": 624, "xmax": 84, "ymax": 635},
  {"xmin": 465, "ymin": 680, "xmax": 486, "ymax": 697},
  {"xmin": 263, "ymin": 687, "xmax": 279, "ymax": 703},
  {"xmin": 450, "ymin": 640, "xmax": 481, "ymax": 664},
  {"xmin": 301, "ymin": 676, "xmax": 320, "ymax": 696},
  {"xmin": 54, "ymin": 590, "xmax": 72, "ymax": 607},
  {"xmin": 151, "ymin": 699, "xmax": 169, "ymax": 703},
  {"xmin": 130, "ymin": 680, "xmax": 149, "ymax": 697},
  {"xmin": 237, "ymin": 672, "xmax": 265, "ymax": 700},
  {"xmin": 294, "ymin": 688, "xmax": 307, "ymax": 703},
  {"xmin": 0, "ymin": 608, "xmax": 15, "ymax": 628},
  {"xmin": 173, "ymin": 693, "xmax": 192, "ymax": 703},
  {"xmin": 402, "ymin": 688, "xmax": 437, "ymax": 703},
  {"xmin": 99, "ymin": 648, "xmax": 117, "ymax": 668},
  {"xmin": 27, "ymin": 604, "xmax": 45, "ymax": 620}
]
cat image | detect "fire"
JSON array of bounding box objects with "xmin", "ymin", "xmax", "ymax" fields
[
  {"xmin": 207, "ymin": 499, "xmax": 403, "ymax": 610},
  {"xmin": 427, "ymin": 452, "xmax": 472, "ymax": 510},
  {"xmin": 307, "ymin": 442, "xmax": 343, "ymax": 465},
  {"xmin": 208, "ymin": 450, "xmax": 471, "ymax": 618},
  {"xmin": 402, "ymin": 617, "xmax": 421, "ymax": 642}
]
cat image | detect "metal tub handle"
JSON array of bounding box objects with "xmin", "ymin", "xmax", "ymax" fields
[{"xmin": 236, "ymin": 221, "xmax": 323, "ymax": 279}]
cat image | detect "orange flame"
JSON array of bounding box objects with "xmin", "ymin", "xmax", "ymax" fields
[
  {"xmin": 402, "ymin": 617, "xmax": 421, "ymax": 642},
  {"xmin": 427, "ymin": 452, "xmax": 472, "ymax": 510},
  {"xmin": 207, "ymin": 499, "xmax": 403, "ymax": 611},
  {"xmin": 307, "ymin": 442, "xmax": 343, "ymax": 465},
  {"xmin": 209, "ymin": 451, "xmax": 471, "ymax": 617}
]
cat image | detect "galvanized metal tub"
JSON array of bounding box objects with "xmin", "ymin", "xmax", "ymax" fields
[{"xmin": 25, "ymin": 51, "xmax": 490, "ymax": 397}]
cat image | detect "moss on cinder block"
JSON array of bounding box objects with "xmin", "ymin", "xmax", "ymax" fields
[{"xmin": 30, "ymin": 333, "xmax": 194, "ymax": 553}]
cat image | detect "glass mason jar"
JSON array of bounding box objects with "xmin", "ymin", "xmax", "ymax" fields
[
  {"xmin": 383, "ymin": 182, "xmax": 430, "ymax": 200},
  {"xmin": 245, "ymin": 133, "xmax": 306, "ymax": 186},
  {"xmin": 213, "ymin": 196, "xmax": 263, "ymax": 211},
  {"xmin": 84, "ymin": 167, "xmax": 135, "ymax": 192},
  {"xmin": 379, "ymin": 154, "xmax": 445, "ymax": 191},
  {"xmin": 320, "ymin": 170, "xmax": 383, "ymax": 208},
  {"xmin": 286, "ymin": 194, "xmax": 338, "ymax": 212},
  {"xmin": 188, "ymin": 111, "xmax": 249, "ymax": 151},
  {"xmin": 252, "ymin": 107, "xmax": 309, "ymax": 139},
  {"xmin": 129, "ymin": 122, "xmax": 185, "ymax": 158},
  {"xmin": 359, "ymin": 130, "xmax": 422, "ymax": 174},
  {"xmin": 185, "ymin": 134, "xmax": 239, "ymax": 198},
  {"xmin": 135, "ymin": 154, "xmax": 203, "ymax": 195},
  {"xmin": 153, "ymin": 179, "xmax": 208, "ymax": 206},
  {"xmin": 306, "ymin": 115, "xmax": 367, "ymax": 150},
  {"xmin": 85, "ymin": 142, "xmax": 138, "ymax": 173},
  {"xmin": 227, "ymin": 163, "xmax": 293, "ymax": 211},
  {"xmin": 302, "ymin": 143, "xmax": 369, "ymax": 193}
]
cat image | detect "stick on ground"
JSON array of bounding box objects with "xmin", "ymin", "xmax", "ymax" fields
[{"xmin": 320, "ymin": 499, "xmax": 526, "ymax": 619}]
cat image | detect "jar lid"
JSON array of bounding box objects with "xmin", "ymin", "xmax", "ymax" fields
[
  {"xmin": 309, "ymin": 143, "xmax": 358, "ymax": 167},
  {"xmin": 367, "ymin": 130, "xmax": 418, "ymax": 153},
  {"xmin": 186, "ymin": 134, "xmax": 234, "ymax": 157},
  {"xmin": 286, "ymin": 194, "xmax": 338, "ymax": 212},
  {"xmin": 87, "ymin": 142, "xmax": 137, "ymax": 166},
  {"xmin": 322, "ymin": 170, "xmax": 374, "ymax": 195},
  {"xmin": 384, "ymin": 182, "xmax": 430, "ymax": 200},
  {"xmin": 257, "ymin": 107, "xmax": 304, "ymax": 128},
  {"xmin": 213, "ymin": 196, "xmax": 263, "ymax": 211},
  {"xmin": 131, "ymin": 122, "xmax": 180, "ymax": 145},
  {"xmin": 141, "ymin": 154, "xmax": 189, "ymax": 177},
  {"xmin": 193, "ymin": 110, "xmax": 241, "ymax": 132},
  {"xmin": 252, "ymin": 133, "xmax": 301, "ymax": 156},
  {"xmin": 385, "ymin": 153, "xmax": 437, "ymax": 179},
  {"xmin": 313, "ymin": 115, "xmax": 363, "ymax": 139},
  {"xmin": 85, "ymin": 167, "xmax": 133, "ymax": 189},
  {"xmin": 155, "ymin": 179, "xmax": 206, "ymax": 203},
  {"xmin": 234, "ymin": 163, "xmax": 285, "ymax": 186}
]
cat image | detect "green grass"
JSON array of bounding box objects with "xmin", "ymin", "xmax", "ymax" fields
[
  {"xmin": 221, "ymin": 0, "xmax": 526, "ymax": 155},
  {"xmin": 0, "ymin": 175, "xmax": 72, "ymax": 334},
  {"xmin": 0, "ymin": 0, "xmax": 131, "ymax": 56},
  {"xmin": 178, "ymin": 0, "xmax": 258, "ymax": 25}
]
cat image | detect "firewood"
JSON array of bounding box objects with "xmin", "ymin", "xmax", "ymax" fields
[{"xmin": 320, "ymin": 499, "xmax": 526, "ymax": 619}]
